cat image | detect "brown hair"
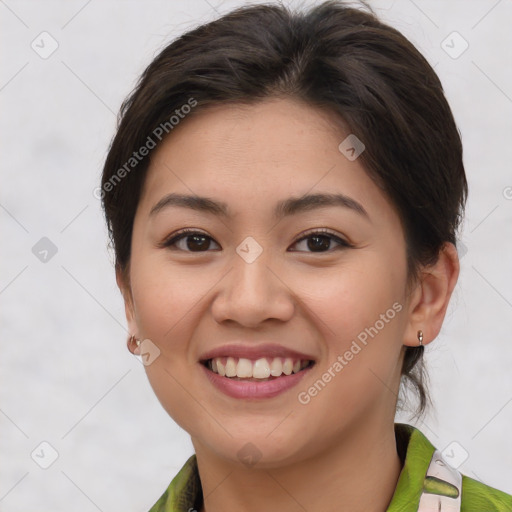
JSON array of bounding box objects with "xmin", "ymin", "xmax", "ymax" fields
[{"xmin": 101, "ymin": 0, "xmax": 467, "ymax": 419}]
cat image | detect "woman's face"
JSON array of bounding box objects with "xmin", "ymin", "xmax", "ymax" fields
[{"xmin": 120, "ymin": 97, "xmax": 416, "ymax": 467}]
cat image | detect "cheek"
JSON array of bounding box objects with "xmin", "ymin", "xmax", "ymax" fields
[
  {"xmin": 309, "ymin": 256, "xmax": 404, "ymax": 346},
  {"xmin": 297, "ymin": 253, "xmax": 406, "ymax": 408},
  {"xmin": 129, "ymin": 258, "xmax": 209, "ymax": 432},
  {"xmin": 130, "ymin": 252, "xmax": 205, "ymax": 346}
]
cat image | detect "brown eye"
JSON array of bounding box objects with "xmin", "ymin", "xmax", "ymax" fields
[
  {"xmin": 290, "ymin": 230, "xmax": 351, "ymax": 253},
  {"xmin": 162, "ymin": 229, "xmax": 220, "ymax": 252}
]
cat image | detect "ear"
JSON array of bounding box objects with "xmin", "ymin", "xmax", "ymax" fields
[
  {"xmin": 116, "ymin": 265, "xmax": 140, "ymax": 355},
  {"xmin": 403, "ymin": 242, "xmax": 460, "ymax": 347}
]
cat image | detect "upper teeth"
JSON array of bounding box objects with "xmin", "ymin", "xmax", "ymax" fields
[{"xmin": 208, "ymin": 357, "xmax": 311, "ymax": 379}]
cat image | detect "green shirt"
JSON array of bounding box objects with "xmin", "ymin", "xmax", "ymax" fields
[{"xmin": 148, "ymin": 423, "xmax": 512, "ymax": 511}]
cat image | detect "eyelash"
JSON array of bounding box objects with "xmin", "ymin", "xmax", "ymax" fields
[{"xmin": 159, "ymin": 228, "xmax": 353, "ymax": 253}]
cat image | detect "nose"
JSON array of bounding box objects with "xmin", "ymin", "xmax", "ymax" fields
[{"xmin": 211, "ymin": 245, "xmax": 295, "ymax": 328}]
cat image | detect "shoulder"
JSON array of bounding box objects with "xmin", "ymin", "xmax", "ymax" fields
[
  {"xmin": 148, "ymin": 455, "xmax": 202, "ymax": 512},
  {"xmin": 461, "ymin": 474, "xmax": 512, "ymax": 511},
  {"xmin": 391, "ymin": 424, "xmax": 512, "ymax": 512}
]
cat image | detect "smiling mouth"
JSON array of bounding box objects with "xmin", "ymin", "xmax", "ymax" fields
[{"xmin": 201, "ymin": 356, "xmax": 315, "ymax": 381}]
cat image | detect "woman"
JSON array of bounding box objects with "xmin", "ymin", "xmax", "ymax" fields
[{"xmin": 100, "ymin": 1, "xmax": 512, "ymax": 510}]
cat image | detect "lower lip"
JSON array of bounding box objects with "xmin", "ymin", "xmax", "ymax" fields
[{"xmin": 200, "ymin": 362, "xmax": 314, "ymax": 399}]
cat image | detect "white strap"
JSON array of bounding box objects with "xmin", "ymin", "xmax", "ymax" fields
[{"xmin": 417, "ymin": 449, "xmax": 462, "ymax": 511}]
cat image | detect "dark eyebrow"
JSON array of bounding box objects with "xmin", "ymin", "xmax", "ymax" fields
[{"xmin": 149, "ymin": 192, "xmax": 369, "ymax": 220}]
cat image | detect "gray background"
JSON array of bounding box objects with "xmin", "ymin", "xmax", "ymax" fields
[{"xmin": 1, "ymin": 0, "xmax": 511, "ymax": 510}]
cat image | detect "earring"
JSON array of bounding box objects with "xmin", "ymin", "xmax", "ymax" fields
[
  {"xmin": 128, "ymin": 335, "xmax": 141, "ymax": 350},
  {"xmin": 417, "ymin": 330, "xmax": 423, "ymax": 347}
]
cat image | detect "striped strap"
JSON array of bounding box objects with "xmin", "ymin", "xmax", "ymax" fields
[{"xmin": 417, "ymin": 449, "xmax": 462, "ymax": 511}]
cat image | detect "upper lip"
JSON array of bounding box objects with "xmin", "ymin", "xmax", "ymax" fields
[{"xmin": 199, "ymin": 343, "xmax": 316, "ymax": 363}]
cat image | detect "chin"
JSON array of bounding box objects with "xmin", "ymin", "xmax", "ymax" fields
[{"xmin": 195, "ymin": 429, "xmax": 311, "ymax": 469}]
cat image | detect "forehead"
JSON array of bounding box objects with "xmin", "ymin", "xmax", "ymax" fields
[
  {"xmin": 136, "ymin": 97, "xmax": 394, "ymax": 224},
  {"xmin": 152, "ymin": 97, "xmax": 347, "ymax": 165}
]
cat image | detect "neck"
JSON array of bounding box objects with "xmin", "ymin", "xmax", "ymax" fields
[{"xmin": 194, "ymin": 421, "xmax": 402, "ymax": 512}]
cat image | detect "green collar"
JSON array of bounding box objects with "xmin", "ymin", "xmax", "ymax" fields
[
  {"xmin": 387, "ymin": 423, "xmax": 436, "ymax": 511},
  {"xmin": 148, "ymin": 423, "xmax": 511, "ymax": 511}
]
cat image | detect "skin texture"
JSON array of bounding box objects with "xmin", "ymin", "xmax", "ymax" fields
[{"xmin": 118, "ymin": 97, "xmax": 459, "ymax": 512}]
